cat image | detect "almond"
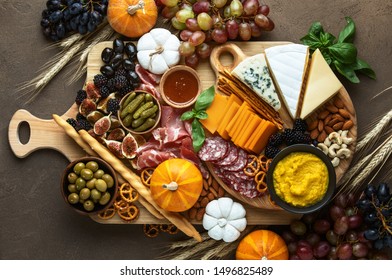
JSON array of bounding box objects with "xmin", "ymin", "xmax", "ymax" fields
[
  {"xmin": 333, "ymin": 122, "xmax": 344, "ymax": 130},
  {"xmin": 212, "ymin": 179, "xmax": 219, "ymax": 191},
  {"xmin": 200, "ymin": 197, "xmax": 209, "ymax": 208},
  {"xmin": 188, "ymin": 208, "xmax": 197, "ymax": 220},
  {"xmin": 207, "ymin": 174, "xmax": 213, "ymax": 186},
  {"xmin": 334, "ymin": 98, "xmax": 344, "ymax": 109},
  {"xmin": 326, "ymin": 104, "xmax": 339, "ymax": 113},
  {"xmin": 342, "ymin": 120, "xmax": 354, "ymax": 130},
  {"xmin": 318, "ymin": 110, "xmax": 330, "ymax": 120},
  {"xmin": 196, "ymin": 208, "xmax": 205, "ymax": 221},
  {"xmin": 194, "ymin": 202, "xmax": 201, "ymax": 208},
  {"xmin": 332, "ymin": 114, "xmax": 345, "ymax": 122},
  {"xmin": 338, "ymin": 109, "xmax": 351, "ymax": 119},
  {"xmin": 203, "ymin": 179, "xmax": 209, "ymax": 190},
  {"xmin": 317, "ymin": 130, "xmax": 327, "ymax": 142},
  {"xmin": 201, "ymin": 189, "xmax": 208, "ymax": 197},
  {"xmin": 308, "ymin": 119, "xmax": 318, "ymax": 131},
  {"xmin": 318, "ymin": 120, "xmax": 324, "ymax": 132},
  {"xmin": 325, "ymin": 126, "xmax": 334, "ymax": 134},
  {"xmin": 310, "ymin": 128, "xmax": 319, "ymax": 139},
  {"xmin": 218, "ymin": 186, "xmax": 225, "ymax": 197},
  {"xmin": 324, "ymin": 114, "xmax": 332, "ymax": 125},
  {"xmin": 210, "ymin": 188, "xmax": 218, "ymax": 198},
  {"xmin": 207, "ymin": 193, "xmax": 215, "ymax": 201}
]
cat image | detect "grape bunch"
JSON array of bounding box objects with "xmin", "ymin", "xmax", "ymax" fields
[
  {"xmin": 357, "ymin": 183, "xmax": 392, "ymax": 250},
  {"xmin": 40, "ymin": 0, "xmax": 108, "ymax": 41},
  {"xmin": 280, "ymin": 190, "xmax": 391, "ymax": 260},
  {"xmin": 160, "ymin": 0, "xmax": 275, "ymax": 68}
]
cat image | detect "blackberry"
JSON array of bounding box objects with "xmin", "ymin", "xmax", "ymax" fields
[
  {"xmin": 66, "ymin": 118, "xmax": 78, "ymax": 130},
  {"xmin": 283, "ymin": 128, "xmax": 296, "ymax": 145},
  {"xmin": 107, "ymin": 98, "xmax": 120, "ymax": 115},
  {"xmin": 115, "ymin": 68, "xmax": 127, "ymax": 78},
  {"xmin": 114, "ymin": 75, "xmax": 128, "ymax": 90},
  {"xmin": 106, "ymin": 78, "xmax": 116, "ymax": 92},
  {"xmin": 118, "ymin": 84, "xmax": 134, "ymax": 97},
  {"xmin": 292, "ymin": 131, "xmax": 312, "ymax": 144},
  {"xmin": 76, "ymin": 118, "xmax": 93, "ymax": 131},
  {"xmin": 100, "ymin": 85, "xmax": 111, "ymax": 98},
  {"xmin": 293, "ymin": 118, "xmax": 308, "ymax": 132},
  {"xmin": 265, "ymin": 145, "xmax": 281, "ymax": 159},
  {"xmin": 75, "ymin": 89, "xmax": 87, "ymax": 105},
  {"xmin": 268, "ymin": 132, "xmax": 284, "ymax": 147},
  {"xmin": 76, "ymin": 113, "xmax": 86, "ymax": 122},
  {"xmin": 93, "ymin": 74, "xmax": 108, "ymax": 88}
]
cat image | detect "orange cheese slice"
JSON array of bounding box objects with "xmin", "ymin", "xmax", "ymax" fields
[{"xmin": 200, "ymin": 94, "xmax": 229, "ymax": 134}]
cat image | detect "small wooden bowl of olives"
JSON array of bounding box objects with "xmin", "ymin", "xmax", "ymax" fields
[{"xmin": 61, "ymin": 157, "xmax": 118, "ymax": 215}]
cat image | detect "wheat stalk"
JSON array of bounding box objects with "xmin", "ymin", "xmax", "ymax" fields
[{"xmin": 171, "ymin": 238, "xmax": 218, "ymax": 260}]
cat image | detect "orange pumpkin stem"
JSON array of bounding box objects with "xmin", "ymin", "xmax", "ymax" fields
[
  {"xmin": 162, "ymin": 181, "xmax": 179, "ymax": 191},
  {"xmin": 127, "ymin": 0, "xmax": 145, "ymax": 15}
]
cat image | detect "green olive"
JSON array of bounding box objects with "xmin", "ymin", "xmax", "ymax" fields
[
  {"xmin": 86, "ymin": 161, "xmax": 99, "ymax": 172},
  {"xmin": 90, "ymin": 189, "xmax": 102, "ymax": 200},
  {"xmin": 79, "ymin": 188, "xmax": 91, "ymax": 200},
  {"xmin": 80, "ymin": 168, "xmax": 94, "ymax": 180},
  {"xmin": 73, "ymin": 162, "xmax": 85, "ymax": 175},
  {"xmin": 102, "ymin": 174, "xmax": 114, "ymax": 188},
  {"xmin": 94, "ymin": 169, "xmax": 105, "ymax": 179},
  {"xmin": 86, "ymin": 178, "xmax": 97, "ymax": 189},
  {"xmin": 79, "ymin": 199, "xmax": 85, "ymax": 204},
  {"xmin": 99, "ymin": 192, "xmax": 111, "ymax": 205},
  {"xmin": 67, "ymin": 172, "xmax": 78, "ymax": 184},
  {"xmin": 92, "ymin": 197, "xmax": 99, "ymax": 204},
  {"xmin": 83, "ymin": 200, "xmax": 95, "ymax": 211},
  {"xmin": 68, "ymin": 184, "xmax": 77, "ymax": 193},
  {"xmin": 68, "ymin": 193, "xmax": 79, "ymax": 204},
  {"xmin": 75, "ymin": 178, "xmax": 86, "ymax": 191},
  {"xmin": 95, "ymin": 179, "xmax": 108, "ymax": 192}
]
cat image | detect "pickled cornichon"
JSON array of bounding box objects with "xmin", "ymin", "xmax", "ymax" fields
[
  {"xmin": 120, "ymin": 93, "xmax": 145, "ymax": 118},
  {"xmin": 123, "ymin": 92, "xmax": 137, "ymax": 107},
  {"xmin": 140, "ymin": 105, "xmax": 158, "ymax": 119},
  {"xmin": 133, "ymin": 101, "xmax": 154, "ymax": 119},
  {"xmin": 133, "ymin": 118, "xmax": 156, "ymax": 132}
]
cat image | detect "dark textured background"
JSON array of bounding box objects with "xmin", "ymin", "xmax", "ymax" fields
[{"xmin": 1, "ymin": 0, "xmax": 391, "ymax": 259}]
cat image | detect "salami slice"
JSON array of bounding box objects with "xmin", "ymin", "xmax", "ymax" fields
[
  {"xmin": 213, "ymin": 142, "xmax": 239, "ymax": 166},
  {"xmin": 219, "ymin": 149, "xmax": 248, "ymax": 172},
  {"xmin": 238, "ymin": 180, "xmax": 260, "ymax": 198},
  {"xmin": 197, "ymin": 136, "xmax": 228, "ymax": 162}
]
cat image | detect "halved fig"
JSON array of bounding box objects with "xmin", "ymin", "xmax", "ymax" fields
[
  {"xmin": 87, "ymin": 111, "xmax": 105, "ymax": 124},
  {"xmin": 97, "ymin": 93, "xmax": 116, "ymax": 114},
  {"xmin": 87, "ymin": 129, "xmax": 106, "ymax": 145},
  {"xmin": 94, "ymin": 114, "xmax": 112, "ymax": 135},
  {"xmin": 79, "ymin": 99, "xmax": 97, "ymax": 117},
  {"xmin": 104, "ymin": 139, "xmax": 124, "ymax": 159},
  {"xmin": 121, "ymin": 133, "xmax": 138, "ymax": 159},
  {"xmin": 107, "ymin": 128, "xmax": 126, "ymax": 141},
  {"xmin": 110, "ymin": 115, "xmax": 122, "ymax": 130},
  {"xmin": 86, "ymin": 82, "xmax": 101, "ymax": 102}
]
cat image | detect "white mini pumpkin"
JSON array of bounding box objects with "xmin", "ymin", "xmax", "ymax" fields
[
  {"xmin": 136, "ymin": 28, "xmax": 180, "ymax": 75},
  {"xmin": 202, "ymin": 197, "xmax": 247, "ymax": 242}
]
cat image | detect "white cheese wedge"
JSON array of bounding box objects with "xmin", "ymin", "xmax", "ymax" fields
[
  {"xmin": 300, "ymin": 49, "xmax": 343, "ymax": 119},
  {"xmin": 265, "ymin": 44, "xmax": 309, "ymax": 119},
  {"xmin": 231, "ymin": 54, "xmax": 281, "ymax": 111}
]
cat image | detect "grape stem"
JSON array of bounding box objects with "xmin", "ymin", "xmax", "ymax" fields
[{"xmin": 371, "ymin": 198, "xmax": 392, "ymax": 236}]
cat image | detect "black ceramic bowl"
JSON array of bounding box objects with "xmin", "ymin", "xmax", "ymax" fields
[
  {"xmin": 61, "ymin": 157, "xmax": 118, "ymax": 215},
  {"xmin": 266, "ymin": 144, "xmax": 336, "ymax": 214}
]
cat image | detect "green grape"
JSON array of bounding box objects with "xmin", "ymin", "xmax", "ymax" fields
[
  {"xmin": 230, "ymin": 0, "xmax": 244, "ymax": 17},
  {"xmin": 197, "ymin": 12, "xmax": 213, "ymax": 31},
  {"xmin": 171, "ymin": 17, "xmax": 187, "ymax": 30},
  {"xmin": 179, "ymin": 41, "xmax": 196, "ymax": 57},
  {"xmin": 161, "ymin": 6, "xmax": 180, "ymax": 19},
  {"xmin": 212, "ymin": 0, "xmax": 227, "ymax": 9},
  {"xmin": 161, "ymin": 0, "xmax": 179, "ymax": 8},
  {"xmin": 176, "ymin": 9, "xmax": 195, "ymax": 23},
  {"xmin": 223, "ymin": 6, "xmax": 231, "ymax": 18}
]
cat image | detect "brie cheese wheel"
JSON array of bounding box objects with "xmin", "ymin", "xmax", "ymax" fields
[
  {"xmin": 231, "ymin": 54, "xmax": 281, "ymax": 111},
  {"xmin": 300, "ymin": 49, "xmax": 343, "ymax": 119},
  {"xmin": 265, "ymin": 44, "xmax": 309, "ymax": 119}
]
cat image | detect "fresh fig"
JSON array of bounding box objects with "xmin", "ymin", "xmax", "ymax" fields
[
  {"xmin": 110, "ymin": 115, "xmax": 122, "ymax": 130},
  {"xmin": 87, "ymin": 129, "xmax": 106, "ymax": 145},
  {"xmin": 121, "ymin": 133, "xmax": 138, "ymax": 159},
  {"xmin": 97, "ymin": 93, "xmax": 116, "ymax": 114},
  {"xmin": 104, "ymin": 139, "xmax": 124, "ymax": 159},
  {"xmin": 94, "ymin": 114, "xmax": 112, "ymax": 135},
  {"xmin": 86, "ymin": 82, "xmax": 101, "ymax": 102},
  {"xmin": 79, "ymin": 98, "xmax": 97, "ymax": 117},
  {"xmin": 107, "ymin": 128, "xmax": 126, "ymax": 141},
  {"xmin": 133, "ymin": 134, "xmax": 146, "ymax": 147},
  {"xmin": 86, "ymin": 111, "xmax": 104, "ymax": 124}
]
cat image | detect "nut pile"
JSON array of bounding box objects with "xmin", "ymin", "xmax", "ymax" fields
[
  {"xmin": 307, "ymin": 97, "xmax": 354, "ymax": 143},
  {"xmin": 317, "ymin": 130, "xmax": 353, "ymax": 167},
  {"xmin": 187, "ymin": 175, "xmax": 225, "ymax": 222}
]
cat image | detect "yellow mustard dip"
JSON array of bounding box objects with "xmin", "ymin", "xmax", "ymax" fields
[{"xmin": 273, "ymin": 152, "xmax": 328, "ymax": 207}]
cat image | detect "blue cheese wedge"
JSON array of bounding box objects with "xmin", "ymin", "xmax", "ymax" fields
[
  {"xmin": 231, "ymin": 54, "xmax": 281, "ymax": 111},
  {"xmin": 265, "ymin": 44, "xmax": 309, "ymax": 119},
  {"xmin": 300, "ymin": 49, "xmax": 343, "ymax": 119}
]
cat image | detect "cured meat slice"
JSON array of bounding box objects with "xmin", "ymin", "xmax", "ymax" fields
[
  {"xmin": 219, "ymin": 149, "xmax": 248, "ymax": 172},
  {"xmin": 213, "ymin": 141, "xmax": 239, "ymax": 166},
  {"xmin": 198, "ymin": 136, "xmax": 229, "ymax": 162},
  {"xmin": 135, "ymin": 64, "xmax": 161, "ymax": 86},
  {"xmin": 136, "ymin": 150, "xmax": 176, "ymax": 169}
]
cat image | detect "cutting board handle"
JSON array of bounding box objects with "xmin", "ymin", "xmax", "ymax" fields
[
  {"xmin": 8, "ymin": 109, "xmax": 84, "ymax": 161},
  {"xmin": 210, "ymin": 43, "xmax": 247, "ymax": 75}
]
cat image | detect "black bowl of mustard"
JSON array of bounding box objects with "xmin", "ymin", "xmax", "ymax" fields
[{"xmin": 266, "ymin": 144, "xmax": 336, "ymax": 214}]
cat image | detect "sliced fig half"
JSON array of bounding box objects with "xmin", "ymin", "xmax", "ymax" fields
[
  {"xmin": 121, "ymin": 133, "xmax": 138, "ymax": 159},
  {"xmin": 86, "ymin": 82, "xmax": 101, "ymax": 102},
  {"xmin": 94, "ymin": 114, "xmax": 112, "ymax": 136},
  {"xmin": 104, "ymin": 139, "xmax": 124, "ymax": 159},
  {"xmin": 110, "ymin": 115, "xmax": 121, "ymax": 130},
  {"xmin": 79, "ymin": 98, "xmax": 97, "ymax": 117},
  {"xmin": 97, "ymin": 93, "xmax": 116, "ymax": 114},
  {"xmin": 107, "ymin": 128, "xmax": 126, "ymax": 141},
  {"xmin": 87, "ymin": 111, "xmax": 104, "ymax": 124},
  {"xmin": 87, "ymin": 129, "xmax": 106, "ymax": 145}
]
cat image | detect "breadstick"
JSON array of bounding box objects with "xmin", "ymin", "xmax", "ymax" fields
[
  {"xmin": 52, "ymin": 113, "xmax": 164, "ymax": 220},
  {"xmin": 78, "ymin": 129, "xmax": 202, "ymax": 242}
]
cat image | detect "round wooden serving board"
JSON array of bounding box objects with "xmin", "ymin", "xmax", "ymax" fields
[{"xmin": 208, "ymin": 42, "xmax": 357, "ymax": 209}]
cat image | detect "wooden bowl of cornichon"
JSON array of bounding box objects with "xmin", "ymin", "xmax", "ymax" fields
[{"xmin": 118, "ymin": 90, "xmax": 161, "ymax": 135}]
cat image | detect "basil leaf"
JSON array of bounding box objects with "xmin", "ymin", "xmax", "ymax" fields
[
  {"xmin": 300, "ymin": 34, "xmax": 322, "ymax": 50},
  {"xmin": 180, "ymin": 110, "xmax": 196, "ymax": 121},
  {"xmin": 328, "ymin": 43, "xmax": 357, "ymax": 64},
  {"xmin": 320, "ymin": 32, "xmax": 336, "ymax": 46},
  {"xmin": 353, "ymin": 58, "xmax": 376, "ymax": 79},
  {"xmin": 308, "ymin": 21, "xmax": 324, "ymax": 36},
  {"xmin": 320, "ymin": 49, "xmax": 333, "ymax": 65},
  {"xmin": 195, "ymin": 86, "xmax": 215, "ymax": 111},
  {"xmin": 338, "ymin": 17, "xmax": 356, "ymax": 43},
  {"xmin": 195, "ymin": 111, "xmax": 208, "ymax": 120},
  {"xmin": 333, "ymin": 60, "xmax": 360, "ymax": 83},
  {"xmin": 191, "ymin": 119, "xmax": 205, "ymax": 152}
]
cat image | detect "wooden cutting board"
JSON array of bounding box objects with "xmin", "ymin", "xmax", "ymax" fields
[
  {"xmin": 208, "ymin": 43, "xmax": 357, "ymax": 208},
  {"xmin": 8, "ymin": 41, "xmax": 306, "ymax": 225}
]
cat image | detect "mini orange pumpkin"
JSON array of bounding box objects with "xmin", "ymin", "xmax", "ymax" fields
[
  {"xmin": 236, "ymin": 230, "xmax": 289, "ymax": 260},
  {"xmin": 107, "ymin": 0, "xmax": 158, "ymax": 38},
  {"xmin": 150, "ymin": 158, "xmax": 203, "ymax": 212}
]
